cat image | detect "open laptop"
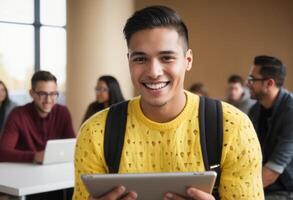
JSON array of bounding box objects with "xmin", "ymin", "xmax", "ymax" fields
[{"xmin": 42, "ymin": 138, "xmax": 76, "ymax": 165}]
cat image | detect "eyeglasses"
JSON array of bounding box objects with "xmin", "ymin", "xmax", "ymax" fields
[
  {"xmin": 95, "ymin": 88, "xmax": 108, "ymax": 93},
  {"xmin": 247, "ymin": 76, "xmax": 268, "ymax": 85},
  {"xmin": 34, "ymin": 90, "xmax": 59, "ymax": 100}
]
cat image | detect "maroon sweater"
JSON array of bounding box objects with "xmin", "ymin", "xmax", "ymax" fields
[{"xmin": 0, "ymin": 102, "xmax": 75, "ymax": 162}]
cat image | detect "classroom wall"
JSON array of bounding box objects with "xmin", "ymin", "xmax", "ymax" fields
[
  {"xmin": 67, "ymin": 0, "xmax": 134, "ymax": 132},
  {"xmin": 67, "ymin": 0, "xmax": 293, "ymax": 132}
]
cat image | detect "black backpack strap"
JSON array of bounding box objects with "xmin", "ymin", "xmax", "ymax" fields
[
  {"xmin": 104, "ymin": 101, "xmax": 129, "ymax": 173},
  {"xmin": 199, "ymin": 96, "xmax": 223, "ymax": 199}
]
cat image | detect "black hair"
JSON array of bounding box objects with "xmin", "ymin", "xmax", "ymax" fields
[
  {"xmin": 31, "ymin": 71, "xmax": 57, "ymax": 90},
  {"xmin": 189, "ymin": 82, "xmax": 208, "ymax": 97},
  {"xmin": 98, "ymin": 75, "xmax": 125, "ymax": 106},
  {"xmin": 254, "ymin": 55, "xmax": 286, "ymax": 87},
  {"xmin": 123, "ymin": 5, "xmax": 189, "ymax": 50},
  {"xmin": 0, "ymin": 80, "xmax": 9, "ymax": 106},
  {"xmin": 228, "ymin": 74, "xmax": 244, "ymax": 86}
]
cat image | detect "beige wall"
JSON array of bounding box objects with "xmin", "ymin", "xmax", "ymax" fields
[
  {"xmin": 67, "ymin": 0, "xmax": 134, "ymax": 132},
  {"xmin": 135, "ymin": 0, "xmax": 293, "ymax": 98},
  {"xmin": 67, "ymin": 0, "xmax": 293, "ymax": 131}
]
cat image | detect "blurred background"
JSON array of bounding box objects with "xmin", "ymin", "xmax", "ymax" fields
[{"xmin": 0, "ymin": 0, "xmax": 292, "ymax": 131}]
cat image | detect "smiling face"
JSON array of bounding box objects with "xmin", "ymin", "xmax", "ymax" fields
[
  {"xmin": 128, "ymin": 27, "xmax": 192, "ymax": 111},
  {"xmin": 30, "ymin": 81, "xmax": 58, "ymax": 117}
]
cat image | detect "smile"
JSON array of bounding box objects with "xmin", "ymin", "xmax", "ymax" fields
[{"xmin": 143, "ymin": 82, "xmax": 170, "ymax": 90}]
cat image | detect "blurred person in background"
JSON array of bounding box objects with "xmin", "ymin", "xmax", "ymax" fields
[
  {"xmin": 248, "ymin": 55, "xmax": 293, "ymax": 199},
  {"xmin": 225, "ymin": 74, "xmax": 255, "ymax": 114},
  {"xmin": 0, "ymin": 71, "xmax": 75, "ymax": 163},
  {"xmin": 0, "ymin": 80, "xmax": 17, "ymax": 136},
  {"xmin": 0, "ymin": 71, "xmax": 76, "ymax": 200},
  {"xmin": 82, "ymin": 75, "xmax": 125, "ymax": 122},
  {"xmin": 189, "ymin": 82, "xmax": 209, "ymax": 97}
]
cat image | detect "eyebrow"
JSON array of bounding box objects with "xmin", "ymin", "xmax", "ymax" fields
[
  {"xmin": 129, "ymin": 50, "xmax": 177, "ymax": 58},
  {"xmin": 129, "ymin": 52, "xmax": 145, "ymax": 58}
]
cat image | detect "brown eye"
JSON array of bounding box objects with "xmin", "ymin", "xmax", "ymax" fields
[
  {"xmin": 132, "ymin": 57, "xmax": 146, "ymax": 63},
  {"xmin": 161, "ymin": 56, "xmax": 175, "ymax": 62}
]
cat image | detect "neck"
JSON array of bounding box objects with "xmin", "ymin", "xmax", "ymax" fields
[
  {"xmin": 140, "ymin": 91, "xmax": 187, "ymax": 123},
  {"xmin": 260, "ymin": 87, "xmax": 280, "ymax": 109},
  {"xmin": 33, "ymin": 104, "xmax": 49, "ymax": 118},
  {"xmin": 37, "ymin": 110, "xmax": 49, "ymax": 118}
]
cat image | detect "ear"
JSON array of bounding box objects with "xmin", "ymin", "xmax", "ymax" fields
[
  {"xmin": 267, "ymin": 78, "xmax": 275, "ymax": 87},
  {"xmin": 185, "ymin": 49, "xmax": 193, "ymax": 71},
  {"xmin": 29, "ymin": 89, "xmax": 34, "ymax": 98}
]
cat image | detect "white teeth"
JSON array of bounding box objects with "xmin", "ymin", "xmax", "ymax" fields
[{"xmin": 145, "ymin": 82, "xmax": 168, "ymax": 90}]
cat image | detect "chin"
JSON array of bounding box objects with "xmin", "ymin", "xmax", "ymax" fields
[{"xmin": 42, "ymin": 108, "xmax": 52, "ymax": 113}]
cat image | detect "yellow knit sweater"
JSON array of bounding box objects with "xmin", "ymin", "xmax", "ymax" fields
[{"xmin": 73, "ymin": 91, "xmax": 264, "ymax": 200}]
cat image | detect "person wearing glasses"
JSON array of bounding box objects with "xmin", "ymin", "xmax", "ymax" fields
[
  {"xmin": 0, "ymin": 70, "xmax": 75, "ymax": 163},
  {"xmin": 82, "ymin": 75, "xmax": 125, "ymax": 123},
  {"xmin": 224, "ymin": 74, "xmax": 255, "ymax": 114},
  {"xmin": 248, "ymin": 55, "xmax": 293, "ymax": 199}
]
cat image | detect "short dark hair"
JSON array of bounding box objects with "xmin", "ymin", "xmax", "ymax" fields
[
  {"xmin": 31, "ymin": 71, "xmax": 57, "ymax": 90},
  {"xmin": 254, "ymin": 55, "xmax": 286, "ymax": 87},
  {"xmin": 228, "ymin": 74, "xmax": 244, "ymax": 86},
  {"xmin": 98, "ymin": 75, "xmax": 125, "ymax": 106},
  {"xmin": 123, "ymin": 5, "xmax": 189, "ymax": 50},
  {"xmin": 189, "ymin": 82, "xmax": 208, "ymax": 97}
]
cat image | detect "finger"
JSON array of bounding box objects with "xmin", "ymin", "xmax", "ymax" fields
[
  {"xmin": 187, "ymin": 187, "xmax": 215, "ymax": 200},
  {"xmin": 98, "ymin": 185, "xmax": 126, "ymax": 200},
  {"xmin": 164, "ymin": 192, "xmax": 185, "ymax": 200},
  {"xmin": 122, "ymin": 191, "xmax": 138, "ymax": 200}
]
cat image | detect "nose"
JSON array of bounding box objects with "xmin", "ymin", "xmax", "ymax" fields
[{"xmin": 147, "ymin": 59, "xmax": 163, "ymax": 79}]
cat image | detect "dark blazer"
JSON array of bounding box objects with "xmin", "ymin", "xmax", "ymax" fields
[{"xmin": 249, "ymin": 88, "xmax": 293, "ymax": 192}]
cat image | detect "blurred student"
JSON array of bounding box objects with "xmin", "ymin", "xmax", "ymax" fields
[
  {"xmin": 248, "ymin": 55, "xmax": 293, "ymax": 199},
  {"xmin": 0, "ymin": 71, "xmax": 75, "ymax": 163},
  {"xmin": 0, "ymin": 81, "xmax": 17, "ymax": 135},
  {"xmin": 189, "ymin": 82, "xmax": 208, "ymax": 97},
  {"xmin": 82, "ymin": 75, "xmax": 125, "ymax": 122},
  {"xmin": 225, "ymin": 74, "xmax": 255, "ymax": 114}
]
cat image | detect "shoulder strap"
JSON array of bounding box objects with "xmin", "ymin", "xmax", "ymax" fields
[
  {"xmin": 104, "ymin": 101, "xmax": 129, "ymax": 173},
  {"xmin": 199, "ymin": 96, "xmax": 223, "ymax": 198}
]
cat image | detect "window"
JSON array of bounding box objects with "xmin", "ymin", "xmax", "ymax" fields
[{"xmin": 0, "ymin": 0, "xmax": 66, "ymax": 105}]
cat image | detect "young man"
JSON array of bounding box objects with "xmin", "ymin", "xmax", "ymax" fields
[
  {"xmin": 0, "ymin": 70, "xmax": 75, "ymax": 163},
  {"xmin": 248, "ymin": 56, "xmax": 293, "ymax": 199},
  {"xmin": 225, "ymin": 74, "xmax": 255, "ymax": 114},
  {"xmin": 74, "ymin": 6, "xmax": 264, "ymax": 200}
]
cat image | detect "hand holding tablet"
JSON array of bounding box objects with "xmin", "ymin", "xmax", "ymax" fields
[{"xmin": 82, "ymin": 171, "xmax": 217, "ymax": 199}]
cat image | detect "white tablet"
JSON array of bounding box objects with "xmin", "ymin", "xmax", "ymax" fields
[{"xmin": 81, "ymin": 171, "xmax": 217, "ymax": 199}]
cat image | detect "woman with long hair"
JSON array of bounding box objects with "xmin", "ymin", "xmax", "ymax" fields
[
  {"xmin": 0, "ymin": 80, "xmax": 17, "ymax": 135},
  {"xmin": 82, "ymin": 75, "xmax": 125, "ymax": 122}
]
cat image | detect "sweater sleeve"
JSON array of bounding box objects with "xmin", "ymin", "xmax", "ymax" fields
[
  {"xmin": 219, "ymin": 103, "xmax": 264, "ymax": 200},
  {"xmin": 0, "ymin": 110, "xmax": 35, "ymax": 162},
  {"xmin": 266, "ymin": 109, "xmax": 293, "ymax": 173},
  {"xmin": 73, "ymin": 110, "xmax": 108, "ymax": 200}
]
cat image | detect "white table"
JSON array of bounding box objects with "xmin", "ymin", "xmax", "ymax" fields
[{"xmin": 0, "ymin": 162, "xmax": 74, "ymax": 200}]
